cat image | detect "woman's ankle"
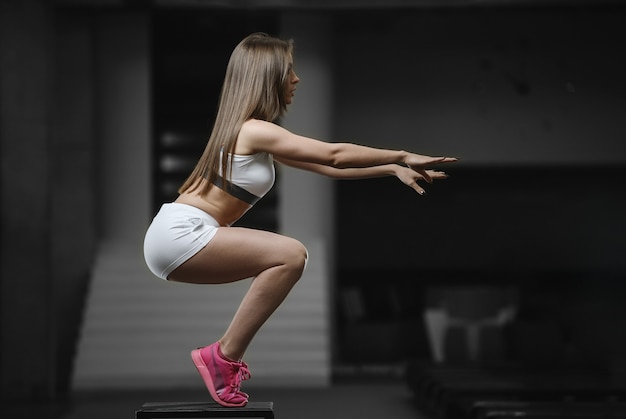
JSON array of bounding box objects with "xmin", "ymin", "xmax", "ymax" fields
[{"xmin": 217, "ymin": 340, "xmax": 241, "ymax": 362}]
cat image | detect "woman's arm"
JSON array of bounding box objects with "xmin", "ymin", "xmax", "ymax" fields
[
  {"xmin": 275, "ymin": 157, "xmax": 449, "ymax": 195},
  {"xmin": 238, "ymin": 119, "xmax": 457, "ymax": 174}
]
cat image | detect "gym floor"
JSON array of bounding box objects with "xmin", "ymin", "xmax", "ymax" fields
[{"xmin": 62, "ymin": 381, "xmax": 428, "ymax": 419}]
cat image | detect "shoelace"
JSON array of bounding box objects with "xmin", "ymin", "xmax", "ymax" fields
[{"xmin": 231, "ymin": 361, "xmax": 251, "ymax": 390}]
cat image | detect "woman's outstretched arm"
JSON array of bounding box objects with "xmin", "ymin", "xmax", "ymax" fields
[
  {"xmin": 275, "ymin": 158, "xmax": 449, "ymax": 195},
  {"xmin": 237, "ymin": 119, "xmax": 457, "ymax": 178}
]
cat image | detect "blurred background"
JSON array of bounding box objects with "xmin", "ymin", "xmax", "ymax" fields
[{"xmin": 2, "ymin": 0, "xmax": 626, "ymax": 418}]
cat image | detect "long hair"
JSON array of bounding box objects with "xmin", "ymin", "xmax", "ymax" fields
[{"xmin": 178, "ymin": 33, "xmax": 294, "ymax": 196}]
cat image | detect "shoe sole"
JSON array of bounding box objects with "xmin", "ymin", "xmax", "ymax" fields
[{"xmin": 190, "ymin": 349, "xmax": 248, "ymax": 407}]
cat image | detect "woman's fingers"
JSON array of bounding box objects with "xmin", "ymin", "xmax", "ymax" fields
[
  {"xmin": 426, "ymin": 170, "xmax": 448, "ymax": 179},
  {"xmin": 430, "ymin": 156, "xmax": 459, "ymax": 164},
  {"xmin": 410, "ymin": 170, "xmax": 449, "ymax": 196},
  {"xmin": 413, "ymin": 183, "xmax": 426, "ymax": 195},
  {"xmin": 416, "ymin": 168, "xmax": 433, "ymax": 184},
  {"xmin": 416, "ymin": 169, "xmax": 448, "ymax": 182},
  {"xmin": 398, "ymin": 166, "xmax": 450, "ymax": 196},
  {"xmin": 407, "ymin": 155, "xmax": 458, "ymax": 170}
]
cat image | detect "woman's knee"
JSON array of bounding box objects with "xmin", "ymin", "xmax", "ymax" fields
[{"xmin": 282, "ymin": 238, "xmax": 308, "ymax": 277}]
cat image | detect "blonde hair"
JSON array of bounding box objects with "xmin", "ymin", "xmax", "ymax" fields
[{"xmin": 178, "ymin": 33, "xmax": 294, "ymax": 196}]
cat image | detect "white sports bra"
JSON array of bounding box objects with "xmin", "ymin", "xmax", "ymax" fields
[{"xmin": 214, "ymin": 152, "xmax": 275, "ymax": 205}]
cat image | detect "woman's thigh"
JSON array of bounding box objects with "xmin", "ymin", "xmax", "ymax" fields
[{"xmin": 167, "ymin": 227, "xmax": 307, "ymax": 284}]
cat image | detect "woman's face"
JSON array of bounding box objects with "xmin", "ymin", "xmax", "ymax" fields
[{"xmin": 284, "ymin": 61, "xmax": 300, "ymax": 105}]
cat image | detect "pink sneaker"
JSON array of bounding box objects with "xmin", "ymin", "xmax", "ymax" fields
[{"xmin": 190, "ymin": 342, "xmax": 251, "ymax": 407}]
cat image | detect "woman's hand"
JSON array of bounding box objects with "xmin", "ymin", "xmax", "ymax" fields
[
  {"xmin": 395, "ymin": 165, "xmax": 449, "ymax": 195},
  {"xmin": 403, "ymin": 153, "xmax": 458, "ymax": 184}
]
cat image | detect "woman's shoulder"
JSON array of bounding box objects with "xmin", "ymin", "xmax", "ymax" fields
[
  {"xmin": 238, "ymin": 119, "xmax": 290, "ymax": 154},
  {"xmin": 241, "ymin": 118, "xmax": 279, "ymax": 134}
]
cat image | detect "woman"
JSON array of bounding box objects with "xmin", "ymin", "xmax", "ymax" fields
[{"xmin": 144, "ymin": 32, "xmax": 457, "ymax": 407}]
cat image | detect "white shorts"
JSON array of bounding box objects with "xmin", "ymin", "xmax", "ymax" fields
[{"xmin": 143, "ymin": 203, "xmax": 220, "ymax": 280}]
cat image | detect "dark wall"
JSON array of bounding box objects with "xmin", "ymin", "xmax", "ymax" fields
[
  {"xmin": 0, "ymin": 1, "xmax": 97, "ymax": 407},
  {"xmin": 0, "ymin": 0, "xmax": 55, "ymax": 404},
  {"xmin": 337, "ymin": 166, "xmax": 626, "ymax": 273},
  {"xmin": 332, "ymin": 6, "xmax": 626, "ymax": 276},
  {"xmin": 333, "ymin": 7, "xmax": 626, "ymax": 165},
  {"xmin": 50, "ymin": 11, "xmax": 98, "ymax": 396}
]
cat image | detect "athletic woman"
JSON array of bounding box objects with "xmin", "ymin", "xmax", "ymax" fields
[{"xmin": 144, "ymin": 32, "xmax": 457, "ymax": 407}]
